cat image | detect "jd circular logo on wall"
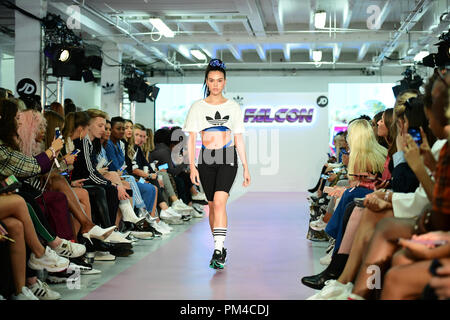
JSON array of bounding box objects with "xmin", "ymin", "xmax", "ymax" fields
[
  {"xmin": 316, "ymin": 95, "xmax": 328, "ymax": 108},
  {"xmin": 16, "ymin": 78, "xmax": 37, "ymax": 97}
]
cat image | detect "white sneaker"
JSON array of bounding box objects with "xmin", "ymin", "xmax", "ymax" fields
[
  {"xmin": 160, "ymin": 209, "xmax": 183, "ymax": 224},
  {"xmin": 191, "ymin": 204, "xmax": 205, "ymax": 217},
  {"xmin": 171, "ymin": 199, "xmax": 192, "ymax": 212},
  {"xmin": 130, "ymin": 231, "xmax": 154, "ymax": 240},
  {"xmin": 320, "ymin": 250, "xmax": 333, "ymax": 266},
  {"xmin": 28, "ymin": 246, "xmax": 70, "ymax": 272},
  {"xmin": 81, "ymin": 268, "xmax": 101, "ymax": 275},
  {"xmin": 306, "ymin": 280, "xmax": 353, "ymax": 300},
  {"xmin": 105, "ymin": 231, "xmax": 133, "ymax": 244},
  {"xmin": 156, "ymin": 220, "xmax": 172, "ymax": 233},
  {"xmin": 150, "ymin": 220, "xmax": 170, "ymax": 235},
  {"xmin": 192, "ymin": 192, "xmax": 207, "ymax": 201},
  {"xmin": 94, "ymin": 251, "xmax": 116, "ymax": 261},
  {"xmin": 166, "ymin": 207, "xmax": 182, "ymax": 218},
  {"xmin": 11, "ymin": 286, "xmax": 39, "ymax": 300},
  {"xmin": 53, "ymin": 239, "xmax": 86, "ymax": 258},
  {"xmin": 159, "ymin": 220, "xmax": 173, "ymax": 231},
  {"xmin": 310, "ymin": 215, "xmax": 327, "ymax": 231},
  {"xmin": 28, "ymin": 279, "xmax": 61, "ymax": 300}
]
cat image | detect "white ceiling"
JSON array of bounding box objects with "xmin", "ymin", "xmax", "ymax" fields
[{"xmin": 0, "ymin": 0, "xmax": 449, "ymax": 74}]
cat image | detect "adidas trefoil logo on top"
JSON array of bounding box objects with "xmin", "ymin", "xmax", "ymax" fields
[{"xmin": 206, "ymin": 111, "xmax": 229, "ymax": 126}]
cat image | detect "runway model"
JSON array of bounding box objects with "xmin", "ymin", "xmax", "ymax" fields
[{"xmin": 183, "ymin": 58, "xmax": 251, "ymax": 269}]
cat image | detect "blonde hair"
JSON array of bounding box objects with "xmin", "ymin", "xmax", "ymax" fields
[
  {"xmin": 86, "ymin": 108, "xmax": 108, "ymax": 122},
  {"xmin": 127, "ymin": 124, "xmax": 145, "ymax": 160},
  {"xmin": 347, "ymin": 119, "xmax": 387, "ymax": 178},
  {"xmin": 142, "ymin": 128, "xmax": 155, "ymax": 161}
]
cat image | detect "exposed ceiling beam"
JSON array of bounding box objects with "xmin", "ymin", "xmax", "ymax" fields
[
  {"xmin": 208, "ymin": 21, "xmax": 223, "ymax": 36},
  {"xmin": 309, "ymin": 0, "xmax": 317, "ymax": 31},
  {"xmin": 333, "ymin": 43, "xmax": 342, "ymax": 62},
  {"xmin": 120, "ymin": 32, "xmax": 424, "ymax": 45},
  {"xmin": 283, "ymin": 44, "xmax": 291, "ymax": 61},
  {"xmin": 234, "ymin": 0, "xmax": 266, "ymax": 37},
  {"xmin": 373, "ymin": 0, "xmax": 433, "ymax": 65},
  {"xmin": 227, "ymin": 44, "xmax": 242, "ymax": 61},
  {"xmin": 171, "ymin": 44, "xmax": 194, "ymax": 61},
  {"xmin": 357, "ymin": 43, "xmax": 370, "ymax": 61},
  {"xmin": 255, "ymin": 44, "xmax": 266, "ymax": 61},
  {"xmin": 177, "ymin": 22, "xmax": 194, "ymax": 36},
  {"xmin": 271, "ymin": 0, "xmax": 284, "ymax": 34}
]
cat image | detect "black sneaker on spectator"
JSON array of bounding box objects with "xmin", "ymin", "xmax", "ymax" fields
[
  {"xmin": 28, "ymin": 279, "xmax": 61, "ymax": 300},
  {"xmin": 47, "ymin": 268, "xmax": 79, "ymax": 284}
]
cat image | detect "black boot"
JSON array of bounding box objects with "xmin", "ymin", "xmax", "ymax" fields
[
  {"xmin": 301, "ymin": 253, "xmax": 348, "ymax": 290},
  {"xmin": 308, "ymin": 167, "xmax": 327, "ymax": 193}
]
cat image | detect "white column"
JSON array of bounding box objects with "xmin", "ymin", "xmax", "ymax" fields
[
  {"xmin": 14, "ymin": 0, "xmax": 46, "ymax": 96},
  {"xmin": 100, "ymin": 42, "xmax": 123, "ymax": 117}
]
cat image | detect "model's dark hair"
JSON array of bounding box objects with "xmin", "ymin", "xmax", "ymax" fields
[
  {"xmin": 203, "ymin": 59, "xmax": 226, "ymax": 98},
  {"xmin": 0, "ymin": 98, "xmax": 20, "ymax": 151}
]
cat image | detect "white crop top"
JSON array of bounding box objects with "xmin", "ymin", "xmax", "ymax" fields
[{"xmin": 183, "ymin": 99, "xmax": 245, "ymax": 134}]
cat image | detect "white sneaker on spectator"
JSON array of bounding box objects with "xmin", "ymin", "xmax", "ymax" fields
[
  {"xmin": 28, "ymin": 279, "xmax": 61, "ymax": 300},
  {"xmin": 319, "ymin": 250, "xmax": 333, "ymax": 266},
  {"xmin": 11, "ymin": 286, "xmax": 38, "ymax": 300},
  {"xmin": 130, "ymin": 231, "xmax": 154, "ymax": 240},
  {"xmin": 28, "ymin": 246, "xmax": 70, "ymax": 272},
  {"xmin": 159, "ymin": 220, "xmax": 173, "ymax": 231},
  {"xmin": 172, "ymin": 199, "xmax": 192, "ymax": 212},
  {"xmin": 150, "ymin": 220, "xmax": 170, "ymax": 235},
  {"xmin": 94, "ymin": 251, "xmax": 116, "ymax": 261},
  {"xmin": 347, "ymin": 293, "xmax": 365, "ymax": 300},
  {"xmin": 166, "ymin": 207, "xmax": 183, "ymax": 218},
  {"xmin": 156, "ymin": 220, "xmax": 172, "ymax": 233},
  {"xmin": 306, "ymin": 280, "xmax": 353, "ymax": 300},
  {"xmin": 192, "ymin": 192, "xmax": 207, "ymax": 201},
  {"xmin": 105, "ymin": 231, "xmax": 133, "ymax": 244},
  {"xmin": 81, "ymin": 268, "xmax": 101, "ymax": 275},
  {"xmin": 310, "ymin": 216, "xmax": 327, "ymax": 231},
  {"xmin": 53, "ymin": 239, "xmax": 86, "ymax": 258}
]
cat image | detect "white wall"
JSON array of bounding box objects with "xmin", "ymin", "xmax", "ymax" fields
[
  {"xmin": 0, "ymin": 55, "xmax": 15, "ymax": 93},
  {"xmin": 63, "ymin": 79, "xmax": 101, "ymax": 110}
]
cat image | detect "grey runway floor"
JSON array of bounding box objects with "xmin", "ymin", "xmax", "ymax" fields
[{"xmin": 55, "ymin": 192, "xmax": 325, "ymax": 300}]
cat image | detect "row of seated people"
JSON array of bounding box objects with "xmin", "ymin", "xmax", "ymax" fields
[
  {"xmin": 302, "ymin": 69, "xmax": 450, "ymax": 300},
  {"xmin": 0, "ymin": 95, "xmax": 207, "ymax": 300}
]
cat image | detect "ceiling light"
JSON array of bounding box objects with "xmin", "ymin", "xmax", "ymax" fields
[
  {"xmin": 312, "ymin": 50, "xmax": 322, "ymax": 62},
  {"xmin": 314, "ymin": 10, "xmax": 327, "ymax": 29},
  {"xmin": 413, "ymin": 51, "xmax": 429, "ymax": 62},
  {"xmin": 190, "ymin": 49, "xmax": 207, "ymax": 60},
  {"xmin": 59, "ymin": 49, "xmax": 70, "ymax": 62},
  {"xmin": 149, "ymin": 18, "xmax": 174, "ymax": 38}
]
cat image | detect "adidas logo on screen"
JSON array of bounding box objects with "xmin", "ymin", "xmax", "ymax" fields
[{"xmin": 206, "ymin": 111, "xmax": 229, "ymax": 126}]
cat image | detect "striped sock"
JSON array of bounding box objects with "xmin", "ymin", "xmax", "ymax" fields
[{"xmin": 213, "ymin": 227, "xmax": 227, "ymax": 251}]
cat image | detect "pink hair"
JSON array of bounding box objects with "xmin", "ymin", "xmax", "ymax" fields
[{"xmin": 17, "ymin": 110, "xmax": 47, "ymax": 156}]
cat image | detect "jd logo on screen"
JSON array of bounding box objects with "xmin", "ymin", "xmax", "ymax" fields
[
  {"xmin": 206, "ymin": 111, "xmax": 230, "ymax": 126},
  {"xmin": 244, "ymin": 107, "xmax": 314, "ymax": 123}
]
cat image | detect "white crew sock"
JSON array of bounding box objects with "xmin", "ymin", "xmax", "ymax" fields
[
  {"xmin": 119, "ymin": 200, "xmax": 140, "ymax": 223},
  {"xmin": 213, "ymin": 227, "xmax": 227, "ymax": 251}
]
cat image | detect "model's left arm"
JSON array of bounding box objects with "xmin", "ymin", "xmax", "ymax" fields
[
  {"xmin": 234, "ymin": 134, "xmax": 251, "ymax": 187},
  {"xmin": 233, "ymin": 104, "xmax": 251, "ymax": 187}
]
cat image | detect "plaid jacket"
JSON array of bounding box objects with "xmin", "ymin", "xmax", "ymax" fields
[
  {"xmin": 432, "ymin": 142, "xmax": 450, "ymax": 215},
  {"xmin": 0, "ymin": 144, "xmax": 41, "ymax": 180}
]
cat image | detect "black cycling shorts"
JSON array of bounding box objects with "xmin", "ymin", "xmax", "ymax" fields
[{"xmin": 197, "ymin": 146, "xmax": 238, "ymax": 202}]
